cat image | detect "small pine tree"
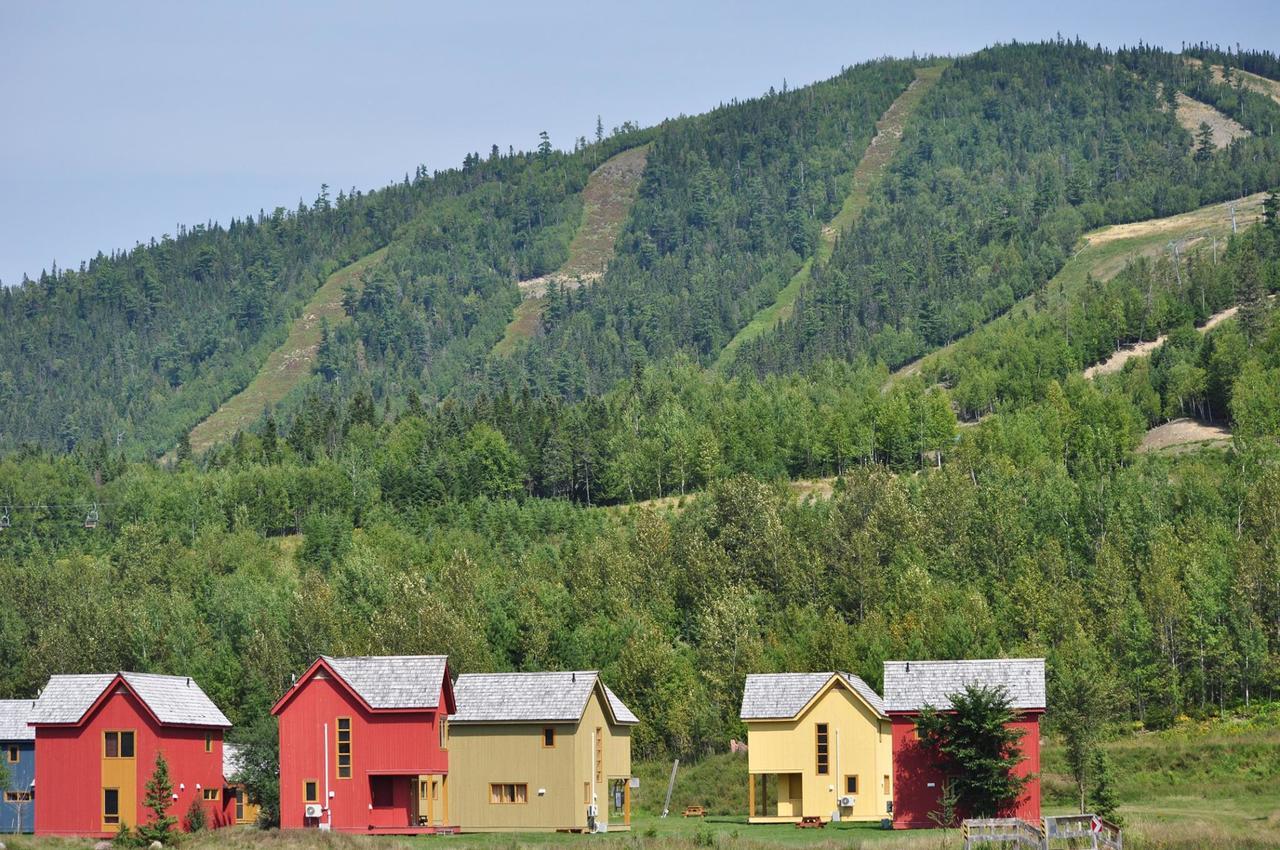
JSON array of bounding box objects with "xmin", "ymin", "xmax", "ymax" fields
[
  {"xmin": 916, "ymin": 683, "xmax": 1031, "ymax": 819},
  {"xmin": 1088, "ymin": 748, "xmax": 1122, "ymax": 825},
  {"xmin": 1195, "ymin": 122, "xmax": 1216, "ymax": 161},
  {"xmin": 137, "ymin": 751, "xmax": 177, "ymax": 844}
]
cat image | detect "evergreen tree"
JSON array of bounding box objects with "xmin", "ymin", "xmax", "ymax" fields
[
  {"xmin": 1195, "ymin": 122, "xmax": 1216, "ymax": 161},
  {"xmin": 1088, "ymin": 748, "xmax": 1122, "ymax": 825},
  {"xmin": 915, "ymin": 684, "xmax": 1031, "ymax": 819},
  {"xmin": 137, "ymin": 751, "xmax": 177, "ymax": 844}
]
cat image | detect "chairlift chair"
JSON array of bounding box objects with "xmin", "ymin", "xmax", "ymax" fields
[
  {"xmin": 84, "ymin": 503, "xmax": 99, "ymax": 530},
  {"xmin": 0, "ymin": 509, "xmax": 9, "ymax": 531}
]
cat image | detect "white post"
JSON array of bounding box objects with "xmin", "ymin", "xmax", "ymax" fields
[{"xmin": 324, "ymin": 722, "xmax": 331, "ymax": 830}]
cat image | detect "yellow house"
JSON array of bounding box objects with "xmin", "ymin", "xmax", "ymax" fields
[
  {"xmin": 222, "ymin": 743, "xmax": 262, "ymax": 826},
  {"xmin": 740, "ymin": 672, "xmax": 892, "ymax": 824},
  {"xmin": 449, "ymin": 671, "xmax": 638, "ymax": 833}
]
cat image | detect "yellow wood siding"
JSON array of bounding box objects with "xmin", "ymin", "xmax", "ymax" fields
[
  {"xmin": 450, "ymin": 689, "xmax": 632, "ymax": 832},
  {"xmin": 745, "ymin": 679, "xmax": 890, "ymax": 822}
]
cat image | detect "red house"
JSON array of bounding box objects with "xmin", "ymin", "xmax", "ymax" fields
[
  {"xmin": 883, "ymin": 658, "xmax": 1045, "ymax": 828},
  {"xmin": 29, "ymin": 672, "xmax": 233, "ymax": 837},
  {"xmin": 272, "ymin": 655, "xmax": 456, "ymax": 834}
]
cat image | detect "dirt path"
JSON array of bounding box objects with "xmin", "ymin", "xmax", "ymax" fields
[
  {"xmin": 494, "ymin": 145, "xmax": 649, "ymax": 355},
  {"xmin": 1138, "ymin": 418, "xmax": 1232, "ymax": 453},
  {"xmin": 1174, "ymin": 92, "xmax": 1250, "ymax": 150},
  {"xmin": 715, "ymin": 64, "xmax": 947, "ymax": 370},
  {"xmin": 185, "ymin": 247, "xmax": 387, "ymax": 454}
]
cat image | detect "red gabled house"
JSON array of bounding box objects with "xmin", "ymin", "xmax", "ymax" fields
[
  {"xmin": 271, "ymin": 655, "xmax": 456, "ymax": 834},
  {"xmin": 30, "ymin": 672, "xmax": 233, "ymax": 837},
  {"xmin": 883, "ymin": 658, "xmax": 1045, "ymax": 829}
]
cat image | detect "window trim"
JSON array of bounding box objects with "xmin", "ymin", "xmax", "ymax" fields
[
  {"xmin": 336, "ymin": 716, "xmax": 352, "ymax": 780},
  {"xmin": 303, "ymin": 779, "xmax": 319, "ymax": 804},
  {"xmin": 845, "ymin": 775, "xmax": 858, "ymax": 795},
  {"xmin": 542, "ymin": 727, "xmax": 556, "ymax": 748},
  {"xmin": 488, "ymin": 783, "xmax": 528, "ymax": 805},
  {"xmin": 815, "ymin": 723, "xmax": 829, "ymax": 775},
  {"xmin": 5, "ymin": 744, "xmax": 18, "ymax": 763},
  {"xmin": 103, "ymin": 730, "xmax": 136, "ymax": 760},
  {"xmin": 103, "ymin": 787, "xmax": 121, "ymax": 826}
]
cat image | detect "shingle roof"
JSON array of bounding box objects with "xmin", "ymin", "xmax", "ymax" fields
[
  {"xmin": 739, "ymin": 672, "xmax": 886, "ymax": 720},
  {"xmin": 0, "ymin": 699, "xmax": 35, "ymax": 741},
  {"xmin": 450, "ymin": 672, "xmax": 638, "ymax": 725},
  {"xmin": 882, "ymin": 658, "xmax": 1046, "ymax": 712},
  {"xmin": 29, "ymin": 673, "xmax": 231, "ymax": 728},
  {"xmin": 322, "ymin": 656, "xmax": 449, "ymax": 710}
]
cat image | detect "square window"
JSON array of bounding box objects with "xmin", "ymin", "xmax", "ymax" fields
[
  {"xmin": 202, "ymin": 788, "xmax": 220, "ymax": 801},
  {"xmin": 371, "ymin": 776, "xmax": 394, "ymax": 808}
]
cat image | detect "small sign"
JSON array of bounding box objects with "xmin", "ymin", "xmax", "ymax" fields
[
  {"xmin": 629, "ymin": 777, "xmax": 641, "ymax": 788},
  {"xmin": 1090, "ymin": 816, "xmax": 1103, "ymax": 834}
]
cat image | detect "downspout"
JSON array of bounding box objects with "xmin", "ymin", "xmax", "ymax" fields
[{"xmin": 834, "ymin": 728, "xmax": 841, "ymax": 820}]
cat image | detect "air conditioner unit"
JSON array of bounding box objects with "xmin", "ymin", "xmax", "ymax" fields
[
  {"xmin": 304, "ymin": 804, "xmax": 323, "ymax": 818},
  {"xmin": 838, "ymin": 795, "xmax": 855, "ymax": 808}
]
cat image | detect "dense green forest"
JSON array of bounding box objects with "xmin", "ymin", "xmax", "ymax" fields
[{"xmin": 2, "ymin": 39, "xmax": 1280, "ymax": 771}]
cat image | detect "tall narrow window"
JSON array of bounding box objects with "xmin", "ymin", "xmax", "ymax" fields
[
  {"xmin": 120, "ymin": 731, "xmax": 135, "ymax": 758},
  {"xmin": 303, "ymin": 780, "xmax": 318, "ymax": 803},
  {"xmin": 439, "ymin": 716, "xmax": 448, "ymax": 751},
  {"xmin": 336, "ymin": 717, "xmax": 352, "ymax": 779},
  {"xmin": 595, "ymin": 728, "xmax": 603, "ymax": 783},
  {"xmin": 6, "ymin": 745, "xmax": 17, "ymax": 763},
  {"xmin": 103, "ymin": 788, "xmax": 120, "ymax": 825},
  {"xmin": 845, "ymin": 775, "xmax": 858, "ymax": 794},
  {"xmin": 883, "ymin": 774, "xmax": 891, "ymax": 795},
  {"xmin": 542, "ymin": 727, "xmax": 555, "ymax": 748},
  {"xmin": 204, "ymin": 731, "xmax": 212, "ymax": 753},
  {"xmin": 815, "ymin": 724, "xmax": 829, "ymax": 775}
]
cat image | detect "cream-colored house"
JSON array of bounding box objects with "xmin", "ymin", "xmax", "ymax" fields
[
  {"xmin": 740, "ymin": 672, "xmax": 892, "ymax": 823},
  {"xmin": 449, "ymin": 671, "xmax": 638, "ymax": 832}
]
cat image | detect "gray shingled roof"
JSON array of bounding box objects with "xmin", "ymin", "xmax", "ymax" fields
[
  {"xmin": 451, "ymin": 672, "xmax": 638, "ymax": 725},
  {"xmin": 0, "ymin": 699, "xmax": 35, "ymax": 741},
  {"xmin": 882, "ymin": 659, "xmax": 1046, "ymax": 712},
  {"xmin": 322, "ymin": 656, "xmax": 449, "ymax": 710},
  {"xmin": 29, "ymin": 673, "xmax": 231, "ymax": 728},
  {"xmin": 739, "ymin": 672, "xmax": 886, "ymax": 720}
]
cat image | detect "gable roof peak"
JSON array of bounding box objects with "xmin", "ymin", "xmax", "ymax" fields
[
  {"xmin": 451, "ymin": 670, "xmax": 639, "ymax": 726},
  {"xmin": 740, "ymin": 671, "xmax": 886, "ymax": 720},
  {"xmin": 29, "ymin": 671, "xmax": 230, "ymax": 728}
]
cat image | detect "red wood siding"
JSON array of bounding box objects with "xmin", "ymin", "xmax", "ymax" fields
[
  {"xmin": 275, "ymin": 670, "xmax": 449, "ymax": 831},
  {"xmin": 34, "ymin": 685, "xmax": 231, "ymax": 837},
  {"xmin": 890, "ymin": 713, "xmax": 1041, "ymax": 829}
]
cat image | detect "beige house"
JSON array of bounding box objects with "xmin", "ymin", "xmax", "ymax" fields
[
  {"xmin": 740, "ymin": 672, "xmax": 892, "ymax": 823},
  {"xmin": 449, "ymin": 671, "xmax": 638, "ymax": 832}
]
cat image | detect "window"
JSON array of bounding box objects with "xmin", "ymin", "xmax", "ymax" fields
[
  {"xmin": 815, "ymin": 723, "xmax": 829, "ymax": 775},
  {"xmin": 6, "ymin": 744, "xmax": 17, "ymax": 763},
  {"xmin": 103, "ymin": 788, "xmax": 120, "ymax": 825},
  {"xmin": 583, "ymin": 781, "xmax": 590, "ymax": 804},
  {"xmin": 488, "ymin": 783, "xmax": 527, "ymax": 804},
  {"xmin": 845, "ymin": 775, "xmax": 858, "ymax": 795},
  {"xmin": 4, "ymin": 791, "xmax": 33, "ymax": 802},
  {"xmin": 204, "ymin": 731, "xmax": 212, "ymax": 753},
  {"xmin": 542, "ymin": 727, "xmax": 555, "ymax": 748},
  {"xmin": 235, "ymin": 788, "xmax": 245, "ymax": 822},
  {"xmin": 303, "ymin": 780, "xmax": 318, "ymax": 803},
  {"xmin": 202, "ymin": 788, "xmax": 220, "ymax": 801},
  {"xmin": 883, "ymin": 774, "xmax": 891, "ymax": 795},
  {"xmin": 595, "ymin": 727, "xmax": 603, "ymax": 783},
  {"xmin": 370, "ymin": 776, "xmax": 394, "ymax": 808},
  {"xmin": 336, "ymin": 717, "xmax": 352, "ymax": 779},
  {"xmin": 439, "ymin": 716, "xmax": 448, "ymax": 751},
  {"xmin": 104, "ymin": 731, "xmax": 135, "ymax": 759}
]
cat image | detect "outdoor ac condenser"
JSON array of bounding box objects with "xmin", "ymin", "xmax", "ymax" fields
[
  {"xmin": 304, "ymin": 804, "xmax": 323, "ymax": 818},
  {"xmin": 838, "ymin": 795, "xmax": 855, "ymax": 808}
]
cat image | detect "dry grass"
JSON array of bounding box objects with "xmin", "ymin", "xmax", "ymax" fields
[
  {"xmin": 186, "ymin": 248, "xmax": 388, "ymax": 454},
  {"xmin": 1174, "ymin": 92, "xmax": 1250, "ymax": 150},
  {"xmin": 1137, "ymin": 418, "xmax": 1232, "ymax": 453},
  {"xmin": 495, "ymin": 145, "xmax": 649, "ymax": 354},
  {"xmin": 716, "ymin": 65, "xmax": 947, "ymax": 370},
  {"xmin": 1188, "ymin": 58, "xmax": 1280, "ymax": 107}
]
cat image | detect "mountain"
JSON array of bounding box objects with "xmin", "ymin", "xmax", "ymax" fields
[{"xmin": 1, "ymin": 40, "xmax": 1279, "ymax": 804}]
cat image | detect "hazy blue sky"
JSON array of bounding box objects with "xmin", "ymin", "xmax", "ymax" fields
[{"xmin": 2, "ymin": 1, "xmax": 1277, "ymax": 285}]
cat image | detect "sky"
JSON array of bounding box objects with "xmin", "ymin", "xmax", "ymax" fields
[{"xmin": 2, "ymin": 0, "xmax": 1277, "ymax": 286}]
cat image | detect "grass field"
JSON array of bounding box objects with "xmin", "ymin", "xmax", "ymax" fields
[
  {"xmin": 494, "ymin": 145, "xmax": 649, "ymax": 356},
  {"xmin": 185, "ymin": 247, "xmax": 388, "ymax": 454},
  {"xmin": 714, "ymin": 64, "xmax": 947, "ymax": 371}
]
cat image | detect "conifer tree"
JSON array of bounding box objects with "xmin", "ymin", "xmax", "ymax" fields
[
  {"xmin": 138, "ymin": 751, "xmax": 177, "ymax": 844},
  {"xmin": 1088, "ymin": 749, "xmax": 1122, "ymax": 825}
]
